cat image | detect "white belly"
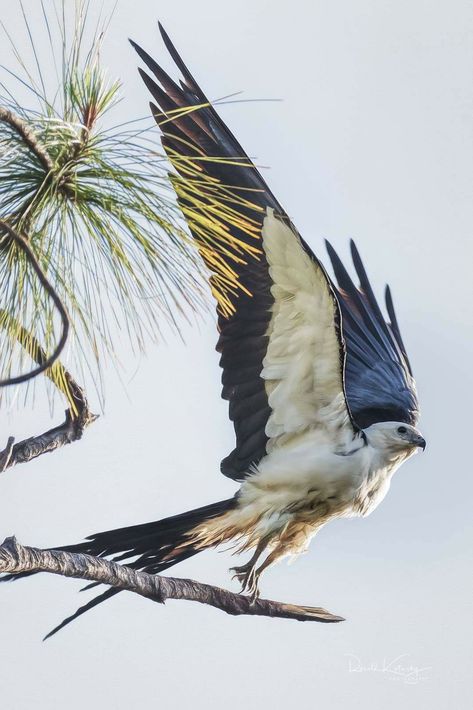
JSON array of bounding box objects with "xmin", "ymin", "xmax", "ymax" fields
[
  {"xmin": 191, "ymin": 429, "xmax": 404, "ymax": 558},
  {"xmin": 236, "ymin": 429, "xmax": 374, "ymax": 532}
]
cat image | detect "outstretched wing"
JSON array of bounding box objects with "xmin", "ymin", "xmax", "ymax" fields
[
  {"xmin": 325, "ymin": 241, "xmax": 419, "ymax": 428},
  {"xmin": 132, "ymin": 26, "xmax": 360, "ymax": 480}
]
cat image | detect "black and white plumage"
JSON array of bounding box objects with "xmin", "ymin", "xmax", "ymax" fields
[{"xmin": 20, "ymin": 26, "xmax": 425, "ymax": 634}]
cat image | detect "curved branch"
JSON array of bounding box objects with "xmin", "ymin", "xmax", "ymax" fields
[
  {"xmin": 0, "ymin": 220, "xmax": 69, "ymax": 386},
  {"xmin": 0, "ymin": 308, "xmax": 75, "ymax": 405},
  {"xmin": 0, "ymin": 369, "xmax": 97, "ymax": 472},
  {"xmin": 0, "ymin": 106, "xmax": 54, "ymax": 172},
  {"xmin": 0, "ymin": 314, "xmax": 97, "ymax": 472},
  {"xmin": 0, "ymin": 537, "xmax": 344, "ymax": 635}
]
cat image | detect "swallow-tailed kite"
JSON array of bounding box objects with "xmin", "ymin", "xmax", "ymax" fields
[{"xmin": 17, "ymin": 25, "xmax": 425, "ymax": 634}]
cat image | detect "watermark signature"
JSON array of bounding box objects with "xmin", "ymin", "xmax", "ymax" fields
[{"xmin": 346, "ymin": 653, "xmax": 431, "ymax": 685}]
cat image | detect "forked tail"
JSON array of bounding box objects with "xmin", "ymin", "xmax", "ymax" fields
[{"xmin": 4, "ymin": 497, "xmax": 236, "ymax": 637}]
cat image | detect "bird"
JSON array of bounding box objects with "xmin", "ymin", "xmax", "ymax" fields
[{"xmin": 8, "ymin": 24, "xmax": 425, "ymax": 636}]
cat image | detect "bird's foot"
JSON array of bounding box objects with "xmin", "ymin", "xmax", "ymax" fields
[{"xmin": 230, "ymin": 563, "xmax": 261, "ymax": 600}]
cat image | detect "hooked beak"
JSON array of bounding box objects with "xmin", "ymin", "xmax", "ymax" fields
[{"xmin": 415, "ymin": 435, "xmax": 426, "ymax": 451}]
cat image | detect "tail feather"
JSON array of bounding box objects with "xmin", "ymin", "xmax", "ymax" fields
[
  {"xmin": 43, "ymin": 587, "xmax": 120, "ymax": 640},
  {"xmin": 45, "ymin": 545, "xmax": 202, "ymax": 640},
  {"xmin": 66, "ymin": 498, "xmax": 235, "ymax": 564},
  {"xmin": 2, "ymin": 497, "xmax": 236, "ymax": 636}
]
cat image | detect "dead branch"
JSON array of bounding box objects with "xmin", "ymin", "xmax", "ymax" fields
[
  {"xmin": 0, "ymin": 403, "xmax": 97, "ymax": 471},
  {"xmin": 0, "ymin": 536, "xmax": 344, "ymax": 628},
  {"xmin": 0, "ymin": 317, "xmax": 97, "ymax": 471},
  {"xmin": 0, "ymin": 376, "xmax": 97, "ymax": 471}
]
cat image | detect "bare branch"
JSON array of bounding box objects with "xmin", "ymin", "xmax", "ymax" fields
[
  {"xmin": 0, "ymin": 317, "xmax": 97, "ymax": 471},
  {"xmin": 0, "ymin": 404, "xmax": 98, "ymax": 471},
  {"xmin": 0, "ymin": 537, "xmax": 344, "ymax": 627},
  {"xmin": 0, "ymin": 106, "xmax": 54, "ymax": 172},
  {"xmin": 0, "ymin": 373, "xmax": 97, "ymax": 471}
]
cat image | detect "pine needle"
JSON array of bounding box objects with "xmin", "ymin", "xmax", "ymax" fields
[{"xmin": 0, "ymin": 1, "xmax": 208, "ymax": 407}]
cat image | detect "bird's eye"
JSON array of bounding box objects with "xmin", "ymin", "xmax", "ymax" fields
[{"xmin": 397, "ymin": 426, "xmax": 407, "ymax": 434}]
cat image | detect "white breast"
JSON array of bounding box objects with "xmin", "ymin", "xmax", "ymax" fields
[{"xmin": 237, "ymin": 428, "xmax": 372, "ymax": 525}]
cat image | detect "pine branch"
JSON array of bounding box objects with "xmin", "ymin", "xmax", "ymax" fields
[
  {"xmin": 0, "ymin": 220, "xmax": 70, "ymax": 386},
  {"xmin": 0, "ymin": 6, "xmax": 208, "ymax": 406},
  {"xmin": 0, "ymin": 537, "xmax": 344, "ymax": 629},
  {"xmin": 0, "ymin": 106, "xmax": 53, "ymax": 172}
]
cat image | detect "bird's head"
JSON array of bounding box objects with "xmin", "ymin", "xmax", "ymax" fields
[{"xmin": 364, "ymin": 421, "xmax": 426, "ymax": 457}]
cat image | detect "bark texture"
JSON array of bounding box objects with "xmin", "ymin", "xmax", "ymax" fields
[{"xmin": 0, "ymin": 537, "xmax": 344, "ymax": 627}]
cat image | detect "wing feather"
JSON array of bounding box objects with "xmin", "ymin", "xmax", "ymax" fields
[
  {"xmin": 261, "ymin": 210, "xmax": 352, "ymax": 445},
  {"xmin": 131, "ymin": 26, "xmax": 418, "ymax": 479},
  {"xmin": 326, "ymin": 242, "xmax": 419, "ymax": 427}
]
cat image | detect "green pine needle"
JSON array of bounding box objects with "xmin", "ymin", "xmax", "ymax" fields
[{"xmin": 0, "ymin": 1, "xmax": 208, "ymax": 408}]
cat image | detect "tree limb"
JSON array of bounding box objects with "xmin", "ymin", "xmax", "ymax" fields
[
  {"xmin": 0, "ymin": 376, "xmax": 97, "ymax": 471},
  {"xmin": 0, "ymin": 537, "xmax": 344, "ymax": 629},
  {"xmin": 0, "ymin": 404, "xmax": 97, "ymax": 471},
  {"xmin": 0, "ymin": 316, "xmax": 97, "ymax": 471}
]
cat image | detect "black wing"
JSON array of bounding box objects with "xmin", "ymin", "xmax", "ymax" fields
[
  {"xmin": 132, "ymin": 25, "xmax": 418, "ymax": 480},
  {"xmin": 131, "ymin": 26, "xmax": 359, "ymax": 481},
  {"xmin": 130, "ymin": 27, "xmax": 287, "ymax": 480},
  {"xmin": 326, "ymin": 240, "xmax": 419, "ymax": 427}
]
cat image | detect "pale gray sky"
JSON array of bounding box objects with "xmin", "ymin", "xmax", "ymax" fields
[{"xmin": 0, "ymin": 1, "xmax": 472, "ymax": 708}]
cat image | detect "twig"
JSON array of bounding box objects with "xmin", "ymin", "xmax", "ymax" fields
[
  {"xmin": 0, "ymin": 106, "xmax": 54, "ymax": 172},
  {"xmin": 0, "ymin": 537, "xmax": 344, "ymax": 628},
  {"xmin": 0, "ymin": 220, "xmax": 70, "ymax": 386},
  {"xmin": 0, "ymin": 309, "xmax": 72, "ymax": 400}
]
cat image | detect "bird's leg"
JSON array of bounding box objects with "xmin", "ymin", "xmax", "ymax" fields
[
  {"xmin": 244, "ymin": 546, "xmax": 286, "ymax": 600},
  {"xmin": 230, "ymin": 536, "xmax": 270, "ymax": 595}
]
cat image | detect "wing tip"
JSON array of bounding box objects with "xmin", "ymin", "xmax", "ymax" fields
[
  {"xmin": 157, "ymin": 21, "xmax": 178, "ymax": 61},
  {"xmin": 349, "ymin": 239, "xmax": 364, "ymax": 274},
  {"xmin": 324, "ymin": 238, "xmax": 334, "ymax": 253},
  {"xmin": 384, "ymin": 283, "xmax": 394, "ymax": 317}
]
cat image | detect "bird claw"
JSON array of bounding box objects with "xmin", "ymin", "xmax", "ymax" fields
[{"xmin": 230, "ymin": 564, "xmax": 261, "ymax": 599}]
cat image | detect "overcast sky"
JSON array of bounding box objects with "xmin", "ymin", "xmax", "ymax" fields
[{"xmin": 0, "ymin": 1, "xmax": 472, "ymax": 708}]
